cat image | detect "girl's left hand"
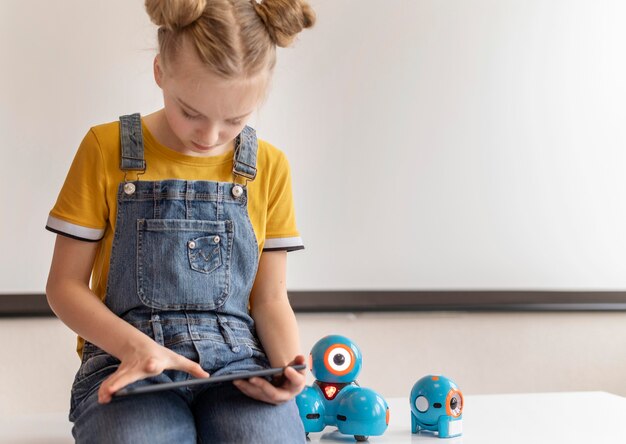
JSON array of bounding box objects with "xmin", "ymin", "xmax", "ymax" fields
[{"xmin": 233, "ymin": 354, "xmax": 307, "ymax": 405}]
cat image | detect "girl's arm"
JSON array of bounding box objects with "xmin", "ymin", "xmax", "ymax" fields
[
  {"xmin": 46, "ymin": 235, "xmax": 208, "ymax": 403},
  {"xmin": 234, "ymin": 250, "xmax": 306, "ymax": 404}
]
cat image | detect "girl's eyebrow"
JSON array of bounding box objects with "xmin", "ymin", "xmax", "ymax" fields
[
  {"xmin": 177, "ymin": 97, "xmax": 253, "ymax": 121},
  {"xmin": 177, "ymin": 97, "xmax": 204, "ymax": 116}
]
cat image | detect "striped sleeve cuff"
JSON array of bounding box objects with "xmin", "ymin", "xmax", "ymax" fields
[
  {"xmin": 45, "ymin": 215, "xmax": 105, "ymax": 242},
  {"xmin": 263, "ymin": 236, "xmax": 305, "ymax": 252}
]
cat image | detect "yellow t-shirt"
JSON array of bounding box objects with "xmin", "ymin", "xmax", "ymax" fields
[{"xmin": 47, "ymin": 119, "xmax": 303, "ymax": 357}]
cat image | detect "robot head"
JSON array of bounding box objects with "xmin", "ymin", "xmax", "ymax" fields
[
  {"xmin": 410, "ymin": 375, "xmax": 463, "ymax": 426},
  {"xmin": 309, "ymin": 335, "xmax": 362, "ymax": 383}
]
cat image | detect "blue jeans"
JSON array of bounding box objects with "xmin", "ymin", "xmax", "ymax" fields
[
  {"xmin": 71, "ymin": 382, "xmax": 305, "ymax": 443},
  {"xmin": 70, "ymin": 316, "xmax": 306, "ymax": 443}
]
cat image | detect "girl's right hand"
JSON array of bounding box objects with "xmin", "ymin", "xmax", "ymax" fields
[
  {"xmin": 47, "ymin": 235, "xmax": 210, "ymax": 404},
  {"xmin": 97, "ymin": 340, "xmax": 209, "ymax": 404}
]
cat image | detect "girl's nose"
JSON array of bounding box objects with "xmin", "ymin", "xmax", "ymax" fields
[{"xmin": 197, "ymin": 124, "xmax": 220, "ymax": 146}]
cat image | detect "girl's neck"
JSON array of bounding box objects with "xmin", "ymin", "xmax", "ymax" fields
[{"xmin": 142, "ymin": 109, "xmax": 234, "ymax": 158}]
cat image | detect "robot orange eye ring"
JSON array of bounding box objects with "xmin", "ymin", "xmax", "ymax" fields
[
  {"xmin": 324, "ymin": 343, "xmax": 355, "ymax": 375},
  {"xmin": 446, "ymin": 389, "xmax": 464, "ymax": 418}
]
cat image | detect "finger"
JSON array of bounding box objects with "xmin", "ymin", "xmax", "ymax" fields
[
  {"xmin": 288, "ymin": 355, "xmax": 307, "ymax": 375},
  {"xmin": 98, "ymin": 361, "xmax": 159, "ymax": 404},
  {"xmin": 232, "ymin": 379, "xmax": 256, "ymax": 396},
  {"xmin": 292, "ymin": 354, "xmax": 306, "ymax": 366},
  {"xmin": 232, "ymin": 379, "xmax": 259, "ymax": 399},
  {"xmin": 282, "ymin": 366, "xmax": 306, "ymax": 390},
  {"xmin": 232, "ymin": 378, "xmax": 280, "ymax": 404},
  {"xmin": 98, "ymin": 367, "xmax": 134, "ymax": 404},
  {"xmin": 173, "ymin": 356, "xmax": 209, "ymax": 379},
  {"xmin": 249, "ymin": 377, "xmax": 291, "ymax": 404},
  {"xmin": 284, "ymin": 365, "xmax": 303, "ymax": 381},
  {"xmin": 234, "ymin": 380, "xmax": 283, "ymax": 405}
]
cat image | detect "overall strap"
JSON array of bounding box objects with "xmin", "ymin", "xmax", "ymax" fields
[
  {"xmin": 232, "ymin": 125, "xmax": 258, "ymax": 181},
  {"xmin": 119, "ymin": 113, "xmax": 146, "ymax": 172}
]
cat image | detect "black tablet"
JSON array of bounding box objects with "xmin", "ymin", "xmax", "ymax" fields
[{"xmin": 114, "ymin": 364, "xmax": 307, "ymax": 397}]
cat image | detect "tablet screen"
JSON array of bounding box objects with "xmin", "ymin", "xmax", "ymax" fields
[{"xmin": 114, "ymin": 364, "xmax": 307, "ymax": 397}]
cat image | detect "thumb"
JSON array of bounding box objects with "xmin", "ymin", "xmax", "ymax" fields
[{"xmin": 290, "ymin": 354, "xmax": 306, "ymax": 367}]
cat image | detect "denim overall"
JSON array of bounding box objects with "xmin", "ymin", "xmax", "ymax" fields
[{"xmin": 69, "ymin": 114, "xmax": 305, "ymax": 443}]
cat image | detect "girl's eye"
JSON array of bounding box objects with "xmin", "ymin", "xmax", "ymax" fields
[
  {"xmin": 182, "ymin": 109, "xmax": 201, "ymax": 120},
  {"xmin": 227, "ymin": 120, "xmax": 243, "ymax": 126}
]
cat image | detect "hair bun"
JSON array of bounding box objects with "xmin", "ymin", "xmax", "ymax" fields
[
  {"xmin": 253, "ymin": 0, "xmax": 316, "ymax": 48},
  {"xmin": 145, "ymin": 0, "xmax": 207, "ymax": 30}
]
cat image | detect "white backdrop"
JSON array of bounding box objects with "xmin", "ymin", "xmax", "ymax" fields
[{"xmin": 1, "ymin": 0, "xmax": 626, "ymax": 294}]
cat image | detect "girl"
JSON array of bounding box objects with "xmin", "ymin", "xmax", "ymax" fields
[{"xmin": 45, "ymin": 0, "xmax": 315, "ymax": 442}]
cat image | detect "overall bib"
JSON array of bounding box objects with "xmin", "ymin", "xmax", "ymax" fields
[{"xmin": 69, "ymin": 114, "xmax": 305, "ymax": 444}]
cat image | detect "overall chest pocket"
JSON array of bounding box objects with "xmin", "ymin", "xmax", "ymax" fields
[{"xmin": 137, "ymin": 219, "xmax": 234, "ymax": 310}]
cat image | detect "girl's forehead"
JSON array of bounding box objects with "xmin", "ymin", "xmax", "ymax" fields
[
  {"xmin": 162, "ymin": 38, "xmax": 269, "ymax": 116},
  {"xmin": 168, "ymin": 72, "xmax": 266, "ymax": 118}
]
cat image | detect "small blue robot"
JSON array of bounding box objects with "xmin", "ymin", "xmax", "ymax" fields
[
  {"xmin": 410, "ymin": 375, "xmax": 463, "ymax": 438},
  {"xmin": 296, "ymin": 335, "xmax": 389, "ymax": 441}
]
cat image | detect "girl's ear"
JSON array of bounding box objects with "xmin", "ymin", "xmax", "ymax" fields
[{"xmin": 154, "ymin": 55, "xmax": 164, "ymax": 88}]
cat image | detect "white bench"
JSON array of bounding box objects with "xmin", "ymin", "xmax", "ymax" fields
[{"xmin": 2, "ymin": 392, "xmax": 624, "ymax": 444}]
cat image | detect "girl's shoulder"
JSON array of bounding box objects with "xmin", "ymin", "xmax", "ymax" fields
[
  {"xmin": 256, "ymin": 138, "xmax": 291, "ymax": 173},
  {"xmin": 89, "ymin": 119, "xmax": 122, "ymax": 147},
  {"xmin": 76, "ymin": 119, "xmax": 122, "ymax": 164},
  {"xmin": 66, "ymin": 120, "xmax": 121, "ymax": 170}
]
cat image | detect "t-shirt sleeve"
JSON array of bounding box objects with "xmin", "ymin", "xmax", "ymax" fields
[
  {"xmin": 45, "ymin": 129, "xmax": 108, "ymax": 242},
  {"xmin": 263, "ymin": 151, "xmax": 304, "ymax": 252}
]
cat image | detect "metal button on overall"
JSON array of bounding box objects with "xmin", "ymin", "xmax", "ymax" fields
[
  {"xmin": 124, "ymin": 182, "xmax": 136, "ymax": 195},
  {"xmin": 232, "ymin": 185, "xmax": 243, "ymax": 198}
]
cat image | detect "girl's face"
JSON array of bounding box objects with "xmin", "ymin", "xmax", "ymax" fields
[{"xmin": 155, "ymin": 39, "xmax": 268, "ymax": 157}]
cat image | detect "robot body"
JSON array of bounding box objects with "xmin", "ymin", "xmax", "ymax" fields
[
  {"xmin": 410, "ymin": 375, "xmax": 463, "ymax": 438},
  {"xmin": 296, "ymin": 335, "xmax": 389, "ymax": 441}
]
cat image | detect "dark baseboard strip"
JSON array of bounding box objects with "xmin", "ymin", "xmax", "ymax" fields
[
  {"xmin": 2, "ymin": 291, "xmax": 626, "ymax": 317},
  {"xmin": 0, "ymin": 294, "xmax": 54, "ymax": 317},
  {"xmin": 288, "ymin": 291, "xmax": 626, "ymax": 312}
]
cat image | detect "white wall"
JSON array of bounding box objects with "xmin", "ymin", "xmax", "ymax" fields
[{"xmin": 2, "ymin": 0, "xmax": 626, "ymax": 294}]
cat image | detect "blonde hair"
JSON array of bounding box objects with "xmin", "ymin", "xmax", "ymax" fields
[{"xmin": 145, "ymin": 0, "xmax": 316, "ymax": 78}]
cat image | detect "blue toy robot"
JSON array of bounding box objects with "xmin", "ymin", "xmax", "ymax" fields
[
  {"xmin": 410, "ymin": 375, "xmax": 463, "ymax": 438},
  {"xmin": 296, "ymin": 335, "xmax": 389, "ymax": 442}
]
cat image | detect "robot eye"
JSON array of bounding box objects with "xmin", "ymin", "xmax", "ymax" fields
[
  {"xmin": 333, "ymin": 354, "xmax": 345, "ymax": 366},
  {"xmin": 415, "ymin": 395, "xmax": 429, "ymax": 413},
  {"xmin": 447, "ymin": 391, "xmax": 463, "ymax": 417},
  {"xmin": 328, "ymin": 347, "xmax": 352, "ymax": 372},
  {"xmin": 325, "ymin": 344, "xmax": 355, "ymax": 375}
]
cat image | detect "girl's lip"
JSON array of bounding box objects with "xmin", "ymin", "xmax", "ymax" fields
[{"xmin": 191, "ymin": 141, "xmax": 217, "ymax": 150}]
